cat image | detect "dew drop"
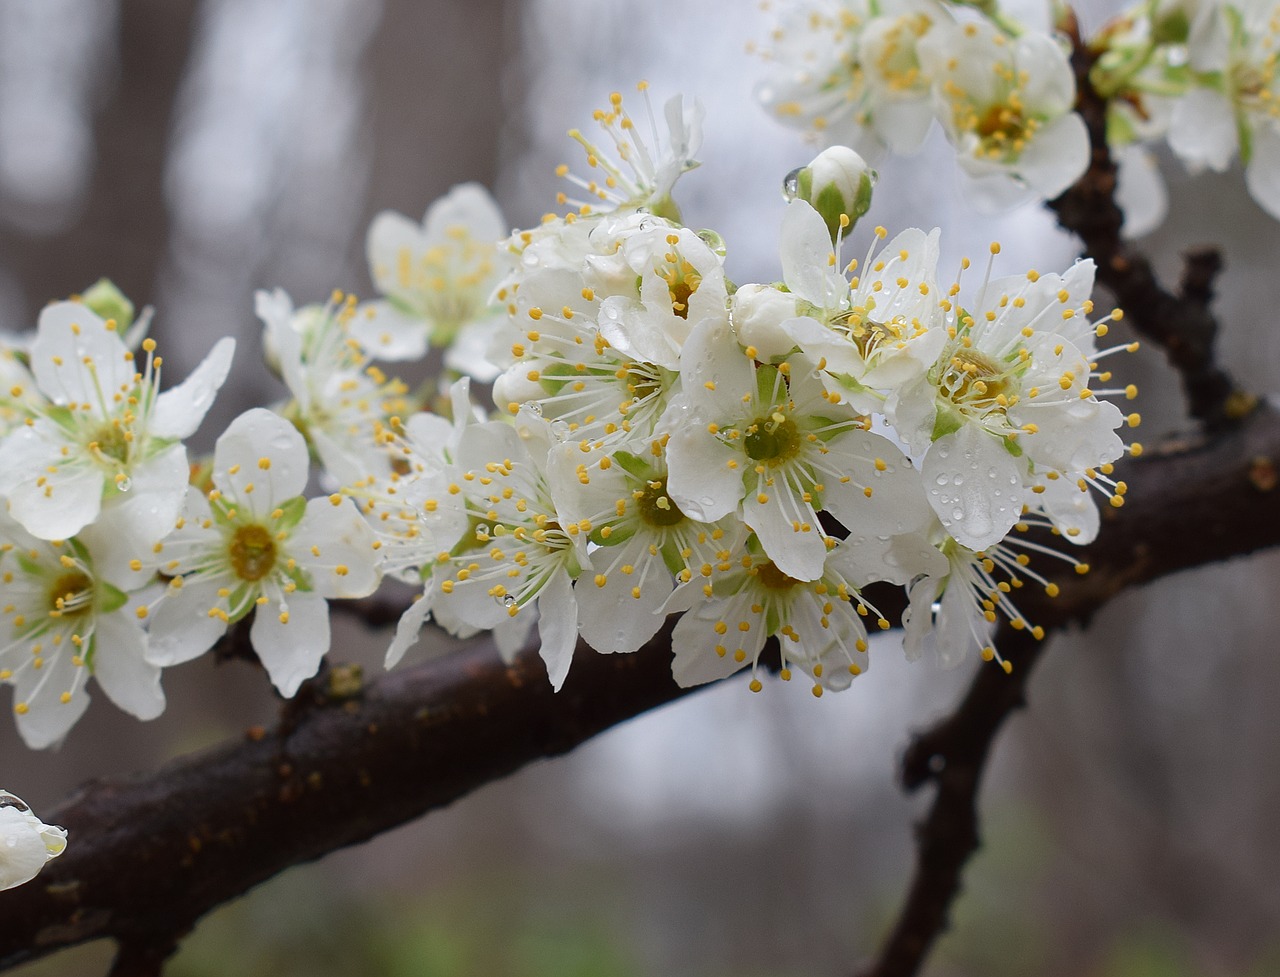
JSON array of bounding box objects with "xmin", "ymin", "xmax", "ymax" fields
[
  {"xmin": 116, "ymin": 476, "xmax": 132, "ymax": 493},
  {"xmin": 934, "ymin": 474, "xmax": 949, "ymax": 486},
  {"xmin": 697, "ymin": 229, "xmax": 727, "ymax": 257},
  {"xmin": 951, "ymin": 507, "xmax": 965, "ymax": 521},
  {"xmin": 782, "ymin": 166, "xmax": 803, "ymax": 202},
  {"xmin": 550, "ymin": 420, "xmax": 571, "ymax": 441},
  {"xmin": 503, "ymin": 594, "xmax": 518, "ymax": 607},
  {"xmin": 522, "ymin": 401, "xmax": 543, "ymax": 417},
  {"xmin": 952, "ymin": 474, "xmax": 964, "ymax": 486}
]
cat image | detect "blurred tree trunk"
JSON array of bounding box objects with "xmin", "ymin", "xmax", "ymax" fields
[{"xmin": 0, "ymin": 0, "xmax": 199, "ymax": 325}]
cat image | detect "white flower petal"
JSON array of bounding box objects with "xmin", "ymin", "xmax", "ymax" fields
[
  {"xmin": 1016, "ymin": 112, "xmax": 1090, "ymax": 200},
  {"xmin": 576, "ymin": 544, "xmax": 672, "ymax": 655},
  {"xmin": 213, "ymin": 409, "xmax": 309, "ymax": 518},
  {"xmin": 780, "ymin": 200, "xmax": 845, "ymax": 307},
  {"xmin": 146, "ymin": 576, "xmax": 231, "ymax": 666},
  {"xmin": 150, "ymin": 337, "xmax": 235, "ymax": 440},
  {"xmin": 348, "ymin": 300, "xmax": 428, "ymax": 362},
  {"xmin": 0, "ymin": 426, "xmax": 103, "ymax": 540},
  {"xmin": 385, "ymin": 588, "xmax": 433, "ymax": 669},
  {"xmin": 422, "ymin": 182, "xmax": 507, "ymax": 246},
  {"xmin": 536, "ymin": 570, "xmax": 577, "ymax": 691},
  {"xmin": 92, "ymin": 611, "xmax": 164, "ymax": 721},
  {"xmin": 291, "ymin": 497, "xmax": 382, "ymax": 599},
  {"xmin": 1246, "ymin": 123, "xmax": 1280, "ymax": 220},
  {"xmin": 1115, "ymin": 144, "xmax": 1169, "ymax": 239},
  {"xmin": 31, "ymin": 302, "xmax": 132, "ymax": 407},
  {"xmin": 89, "ymin": 444, "xmax": 189, "ymax": 568},
  {"xmin": 1169, "ymin": 89, "xmax": 1237, "ymax": 172},
  {"xmin": 250, "ymin": 590, "xmax": 330, "ymax": 697},
  {"xmin": 664, "ymin": 420, "xmax": 742, "ymax": 523},
  {"xmin": 743, "ymin": 489, "xmax": 827, "ymax": 581},
  {"xmin": 924, "ymin": 425, "xmax": 1023, "ymax": 551}
]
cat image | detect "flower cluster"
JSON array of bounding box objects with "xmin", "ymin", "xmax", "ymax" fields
[
  {"xmin": 1094, "ymin": 0, "xmax": 1280, "ymax": 223},
  {"xmin": 369, "ymin": 92, "xmax": 1137, "ymax": 698},
  {"xmin": 755, "ymin": 0, "xmax": 1089, "ymax": 206},
  {"xmin": 0, "ymin": 292, "xmax": 385, "ymax": 747},
  {"xmin": 0, "ymin": 85, "xmax": 1138, "ymax": 748}
]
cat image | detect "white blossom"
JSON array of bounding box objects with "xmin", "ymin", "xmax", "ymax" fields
[
  {"xmin": 756, "ymin": 0, "xmax": 950, "ymax": 156},
  {"xmin": 0, "ymin": 302, "xmax": 233, "ymax": 542},
  {"xmin": 663, "ymin": 318, "xmax": 932, "ymax": 582},
  {"xmin": 0, "ymin": 507, "xmax": 162, "ymax": 748},
  {"xmin": 257, "ymin": 288, "xmax": 412, "ymax": 487},
  {"xmin": 357, "ymin": 183, "xmax": 513, "ymax": 376},
  {"xmin": 557, "ymin": 85, "xmax": 704, "ymax": 219},
  {"xmin": 920, "ymin": 20, "xmax": 1089, "ymax": 207},
  {"xmin": 145, "ymin": 409, "xmax": 382, "ymax": 697}
]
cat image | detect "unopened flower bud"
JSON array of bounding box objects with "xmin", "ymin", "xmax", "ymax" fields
[
  {"xmin": 730, "ymin": 284, "xmax": 800, "ymax": 361},
  {"xmin": 783, "ymin": 146, "xmax": 876, "ymax": 243},
  {"xmin": 80, "ymin": 278, "xmax": 135, "ymax": 332}
]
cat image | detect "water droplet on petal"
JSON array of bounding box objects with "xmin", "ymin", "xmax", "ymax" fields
[
  {"xmin": 116, "ymin": 476, "xmax": 132, "ymax": 493},
  {"xmin": 951, "ymin": 507, "xmax": 965, "ymax": 521},
  {"xmin": 550, "ymin": 420, "xmax": 571, "ymax": 441},
  {"xmin": 522, "ymin": 401, "xmax": 543, "ymax": 417},
  {"xmin": 952, "ymin": 474, "xmax": 964, "ymax": 486},
  {"xmin": 782, "ymin": 167, "xmax": 803, "ymax": 202}
]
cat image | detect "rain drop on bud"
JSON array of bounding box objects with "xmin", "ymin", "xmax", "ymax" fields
[
  {"xmin": 696, "ymin": 228, "xmax": 727, "ymax": 257},
  {"xmin": 782, "ymin": 166, "xmax": 803, "ymax": 202}
]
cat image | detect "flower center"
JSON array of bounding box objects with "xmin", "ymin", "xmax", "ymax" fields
[
  {"xmin": 939, "ymin": 348, "xmax": 1013, "ymax": 411},
  {"xmin": 229, "ymin": 524, "xmax": 277, "ymax": 581},
  {"xmin": 47, "ymin": 571, "xmax": 94, "ymax": 618},
  {"xmin": 637, "ymin": 477, "xmax": 686, "ymax": 527},
  {"xmin": 837, "ymin": 312, "xmax": 904, "ymax": 359},
  {"xmin": 744, "ymin": 411, "xmax": 802, "ymax": 465},
  {"xmin": 624, "ymin": 363, "xmax": 665, "ymax": 402},
  {"xmin": 656, "ymin": 244, "xmax": 701, "ymax": 319},
  {"xmin": 89, "ymin": 423, "xmax": 131, "ymax": 465},
  {"xmin": 974, "ymin": 98, "xmax": 1037, "ymax": 160},
  {"xmin": 756, "ymin": 560, "xmax": 801, "ymax": 591}
]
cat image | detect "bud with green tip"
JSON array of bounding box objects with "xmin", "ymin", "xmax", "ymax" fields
[
  {"xmin": 783, "ymin": 146, "xmax": 876, "ymax": 245},
  {"xmin": 79, "ymin": 278, "xmax": 135, "ymax": 331}
]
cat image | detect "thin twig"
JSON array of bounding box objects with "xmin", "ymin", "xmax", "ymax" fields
[
  {"xmin": 857, "ymin": 627, "xmax": 1043, "ymax": 977},
  {"xmin": 1048, "ymin": 12, "xmax": 1249, "ymax": 429}
]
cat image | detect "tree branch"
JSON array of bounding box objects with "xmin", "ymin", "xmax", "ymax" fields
[
  {"xmin": 4, "ymin": 401, "xmax": 1280, "ymax": 971},
  {"xmin": 859, "ymin": 624, "xmax": 1044, "ymax": 977}
]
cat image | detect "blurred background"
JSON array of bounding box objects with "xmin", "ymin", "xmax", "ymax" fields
[{"xmin": 3, "ymin": 0, "xmax": 1280, "ymax": 974}]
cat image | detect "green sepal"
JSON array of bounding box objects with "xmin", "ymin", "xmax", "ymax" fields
[
  {"xmin": 80, "ymin": 279, "xmax": 135, "ymax": 332},
  {"xmin": 275, "ymin": 496, "xmax": 308, "ymax": 532},
  {"xmin": 755, "ymin": 363, "xmax": 783, "ymax": 405},
  {"xmin": 931, "ymin": 406, "xmax": 963, "ymax": 442},
  {"xmin": 98, "ymin": 582, "xmax": 130, "ymax": 615}
]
